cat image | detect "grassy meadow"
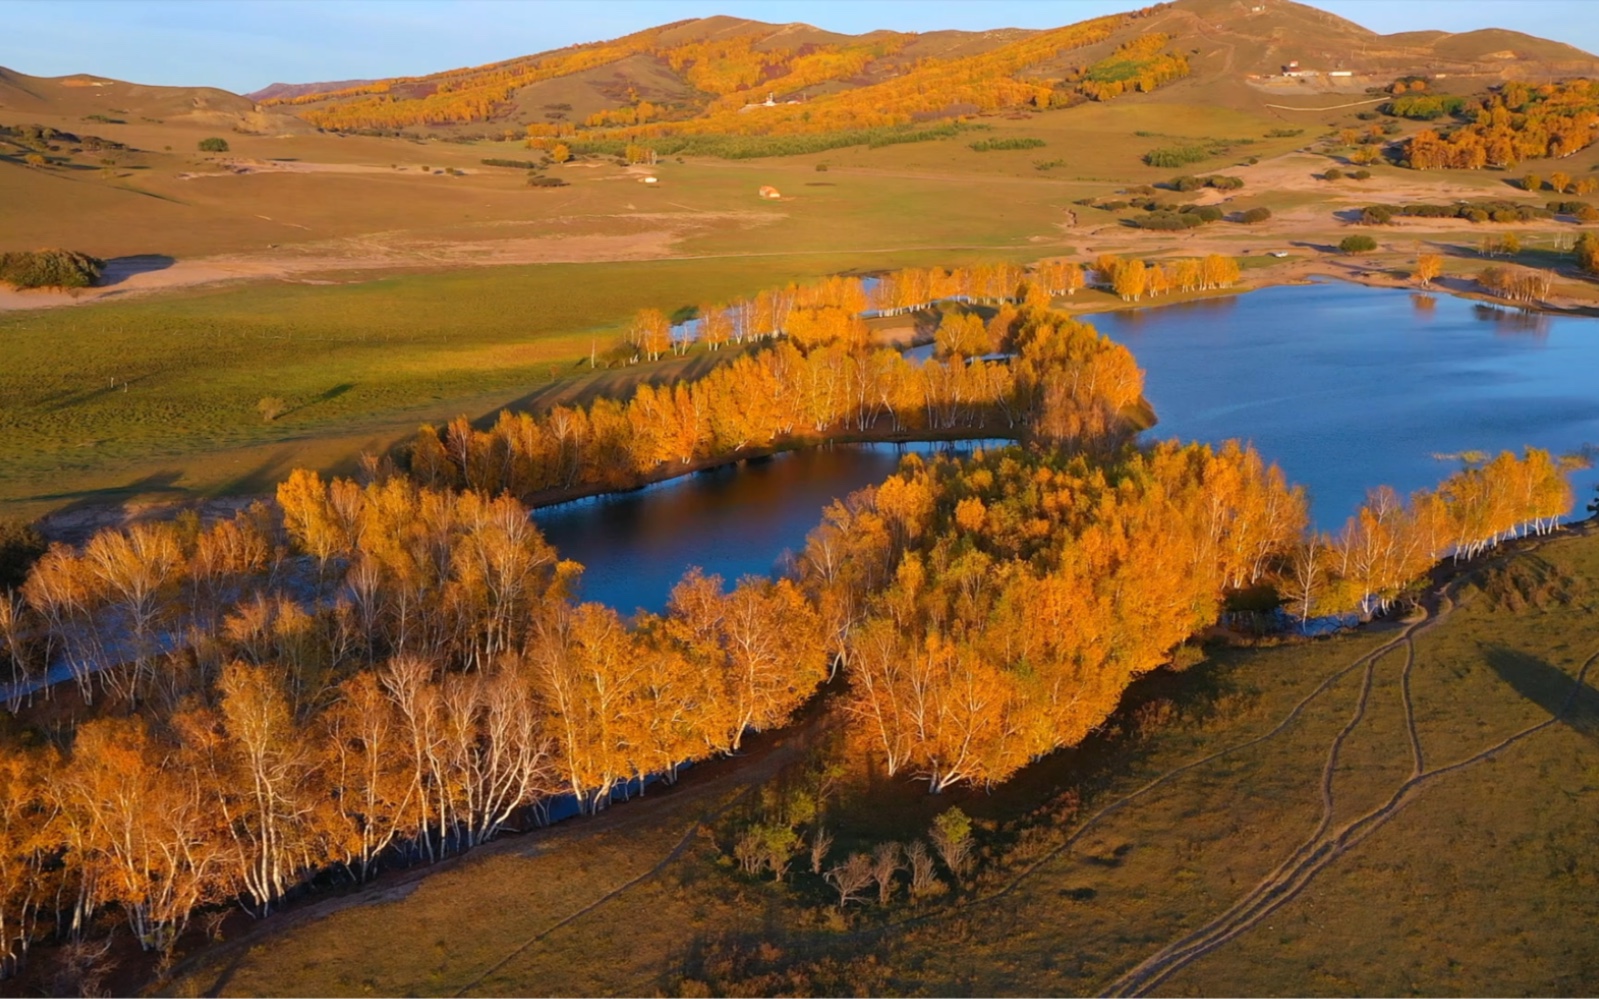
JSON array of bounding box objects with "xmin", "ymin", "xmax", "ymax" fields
[
  {"xmin": 161, "ymin": 526, "xmax": 1599, "ymax": 998},
  {"xmin": 0, "ymin": 247, "xmax": 1051, "ymax": 519},
  {"xmin": 10, "ymin": 79, "xmax": 1599, "ymax": 523}
]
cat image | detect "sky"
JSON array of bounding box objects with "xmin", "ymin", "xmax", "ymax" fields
[{"xmin": 3, "ymin": 0, "xmax": 1596, "ymax": 96}]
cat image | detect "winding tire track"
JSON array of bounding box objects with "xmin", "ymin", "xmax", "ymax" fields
[
  {"xmin": 1101, "ymin": 639, "xmax": 1599, "ymax": 999},
  {"xmin": 976, "ymin": 596, "xmax": 1455, "ymax": 911}
]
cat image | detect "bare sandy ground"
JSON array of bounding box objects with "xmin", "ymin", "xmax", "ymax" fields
[{"xmin": 0, "ymin": 213, "xmax": 772, "ymax": 312}]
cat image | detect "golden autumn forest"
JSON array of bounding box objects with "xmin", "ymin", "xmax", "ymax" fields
[
  {"xmin": 5, "ymin": 0, "xmax": 1599, "ymax": 993},
  {"xmin": 0, "ymin": 258, "xmax": 1577, "ymax": 969}
]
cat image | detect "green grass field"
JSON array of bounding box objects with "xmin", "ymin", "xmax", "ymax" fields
[
  {"xmin": 0, "ymin": 247, "xmax": 1057, "ymax": 518},
  {"xmin": 161, "ymin": 526, "xmax": 1599, "ymax": 998},
  {"xmin": 6, "ymin": 77, "xmax": 1598, "ymax": 526}
]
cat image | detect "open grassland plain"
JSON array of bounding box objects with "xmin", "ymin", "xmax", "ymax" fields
[
  {"xmin": 163, "ymin": 526, "xmax": 1599, "ymax": 998},
  {"xmin": 8, "ymin": 101, "xmax": 1599, "ymax": 525},
  {"xmin": 10, "ymin": 22, "xmax": 1599, "ymax": 527},
  {"xmin": 0, "ymin": 247, "xmax": 1056, "ymax": 521}
]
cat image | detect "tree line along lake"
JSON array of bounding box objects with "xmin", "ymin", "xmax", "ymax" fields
[{"xmin": 537, "ymin": 280, "xmax": 1599, "ymax": 612}]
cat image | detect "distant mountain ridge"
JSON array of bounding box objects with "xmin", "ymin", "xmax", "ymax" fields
[
  {"xmin": 245, "ymin": 79, "xmax": 380, "ymax": 103},
  {"xmin": 4, "ymin": 0, "xmax": 1596, "ymax": 141},
  {"xmin": 242, "ymin": 0, "xmax": 1599, "ymax": 138}
]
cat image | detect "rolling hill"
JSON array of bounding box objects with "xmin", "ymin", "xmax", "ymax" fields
[
  {"xmin": 0, "ymin": 65, "xmax": 311, "ymax": 134},
  {"xmin": 249, "ymin": 0, "xmax": 1599, "ymax": 140}
]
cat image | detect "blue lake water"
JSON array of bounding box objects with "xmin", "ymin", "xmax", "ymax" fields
[
  {"xmin": 1099, "ymin": 281, "xmax": 1599, "ymax": 528},
  {"xmin": 534, "ymin": 281, "xmax": 1599, "ymax": 613},
  {"xmin": 534, "ymin": 441, "xmax": 990, "ymax": 613}
]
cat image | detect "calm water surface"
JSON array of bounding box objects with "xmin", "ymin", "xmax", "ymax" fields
[
  {"xmin": 1100, "ymin": 280, "xmax": 1599, "ymax": 526},
  {"xmin": 537, "ymin": 282, "xmax": 1599, "ymax": 613},
  {"xmin": 534, "ymin": 441, "xmax": 990, "ymax": 612}
]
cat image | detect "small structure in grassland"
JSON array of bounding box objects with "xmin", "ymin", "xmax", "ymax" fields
[
  {"xmin": 759, "ymin": 185, "xmax": 781, "ymax": 199},
  {"xmin": 641, "ymin": 176, "xmax": 658, "ymax": 184}
]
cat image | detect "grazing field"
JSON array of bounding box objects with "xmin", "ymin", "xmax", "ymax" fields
[
  {"xmin": 163, "ymin": 525, "xmax": 1599, "ymax": 998},
  {"xmin": 0, "ymin": 247, "xmax": 1051, "ymax": 519},
  {"xmin": 9, "ymin": 64, "xmax": 1599, "ymax": 527}
]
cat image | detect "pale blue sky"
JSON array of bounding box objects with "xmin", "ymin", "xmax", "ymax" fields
[{"xmin": 3, "ymin": 1, "xmax": 1595, "ymax": 96}]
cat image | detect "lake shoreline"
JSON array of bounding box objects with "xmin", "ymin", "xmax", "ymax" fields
[{"xmin": 1053, "ymin": 256, "xmax": 1599, "ymax": 320}]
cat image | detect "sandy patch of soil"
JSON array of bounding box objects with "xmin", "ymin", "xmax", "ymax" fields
[
  {"xmin": 179, "ymin": 157, "xmax": 430, "ymax": 180},
  {"xmin": 0, "ymin": 211, "xmax": 779, "ymax": 312}
]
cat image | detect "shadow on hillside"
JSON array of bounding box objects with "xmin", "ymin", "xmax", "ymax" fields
[
  {"xmin": 99, "ymin": 254, "xmax": 175, "ymax": 287},
  {"xmin": 1482, "ymin": 645, "xmax": 1599, "ymax": 745}
]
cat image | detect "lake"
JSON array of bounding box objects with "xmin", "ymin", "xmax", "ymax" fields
[
  {"xmin": 534, "ymin": 441, "xmax": 990, "ymax": 613},
  {"xmin": 536, "ymin": 281, "xmax": 1599, "ymax": 613},
  {"xmin": 1098, "ymin": 280, "xmax": 1599, "ymax": 527}
]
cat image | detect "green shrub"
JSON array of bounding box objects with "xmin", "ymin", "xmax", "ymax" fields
[
  {"xmin": 0, "ymin": 249, "xmax": 105, "ymax": 289},
  {"xmin": 1350, "ymin": 168, "xmax": 1372, "ymax": 180},
  {"xmin": 198, "ymin": 137, "xmax": 230, "ymax": 153},
  {"xmin": 1383, "ymin": 95, "xmax": 1467, "ymax": 120},
  {"xmin": 1238, "ymin": 206, "xmax": 1272, "ymax": 224},
  {"xmin": 1361, "ymin": 205, "xmax": 1393, "ymax": 225},
  {"xmin": 1339, "ymin": 234, "xmax": 1378, "ymax": 253},
  {"xmin": 527, "ymin": 175, "xmax": 568, "ymax": 188},
  {"xmin": 1323, "ymin": 167, "xmax": 1344, "ymax": 181},
  {"xmin": 1144, "ymin": 145, "xmax": 1211, "ymax": 168},
  {"xmin": 481, "ymin": 157, "xmax": 539, "ymax": 169},
  {"xmin": 1135, "ymin": 212, "xmax": 1203, "ymax": 230},
  {"xmin": 969, "ymin": 137, "xmax": 1046, "ymax": 152}
]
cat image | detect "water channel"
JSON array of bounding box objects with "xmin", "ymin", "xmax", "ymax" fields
[{"xmin": 537, "ymin": 281, "xmax": 1599, "ymax": 613}]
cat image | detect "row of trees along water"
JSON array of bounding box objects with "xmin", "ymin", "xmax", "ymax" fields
[
  {"xmin": 407, "ymin": 271, "xmax": 1150, "ymax": 500},
  {"xmin": 819, "ymin": 444, "xmax": 1574, "ymax": 790},
  {"xmin": 0, "ymin": 440, "xmax": 1572, "ymax": 964},
  {"xmin": 0, "ymin": 279, "xmax": 1577, "ymax": 967}
]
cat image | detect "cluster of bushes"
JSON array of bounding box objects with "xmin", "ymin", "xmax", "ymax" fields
[
  {"xmin": 969, "ymin": 137, "xmax": 1045, "ymax": 152},
  {"xmin": 1, "ymin": 123, "xmax": 67, "ymax": 149},
  {"xmin": 1167, "ymin": 174, "xmax": 1244, "ymax": 192},
  {"xmin": 1144, "ymin": 145, "xmax": 1212, "ymax": 167},
  {"xmin": 526, "ymin": 174, "xmax": 567, "ymax": 188},
  {"xmin": 197, "ymin": 137, "xmax": 229, "ymax": 153},
  {"xmin": 1339, "ymin": 234, "xmax": 1379, "ymax": 253},
  {"xmin": 1322, "ymin": 167, "xmax": 1372, "ymax": 181},
  {"xmin": 0, "ymin": 248, "xmax": 105, "ymax": 289},
  {"xmin": 1359, "ymin": 201, "xmax": 1552, "ymax": 225},
  {"xmin": 1238, "ymin": 206, "xmax": 1272, "ymax": 224},
  {"xmin": 1133, "ymin": 204, "xmax": 1226, "ymax": 229},
  {"xmin": 1265, "ymin": 127, "xmax": 1304, "ymax": 138},
  {"xmin": 1382, "ymin": 94, "xmax": 1468, "ymax": 120},
  {"xmin": 481, "ymin": 157, "xmax": 540, "ymax": 169},
  {"xmin": 1548, "ymin": 200, "xmax": 1599, "ymax": 220}
]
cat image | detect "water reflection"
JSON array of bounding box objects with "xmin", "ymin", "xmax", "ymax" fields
[
  {"xmin": 1099, "ymin": 280, "xmax": 1599, "ymax": 527},
  {"xmin": 534, "ymin": 440, "xmax": 995, "ymax": 613},
  {"xmin": 1103, "ymin": 294, "xmax": 1238, "ymax": 329},
  {"xmin": 1472, "ymin": 303, "xmax": 1550, "ymax": 337}
]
